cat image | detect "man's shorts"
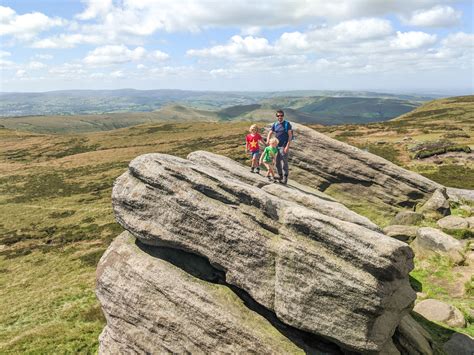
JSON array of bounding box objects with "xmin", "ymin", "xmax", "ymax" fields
[{"xmin": 249, "ymin": 150, "xmax": 260, "ymax": 158}]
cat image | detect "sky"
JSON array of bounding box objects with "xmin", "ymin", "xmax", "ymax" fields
[{"xmin": 0, "ymin": 0, "xmax": 473, "ymax": 93}]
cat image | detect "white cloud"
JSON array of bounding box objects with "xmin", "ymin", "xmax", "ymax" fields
[
  {"xmin": 32, "ymin": 33, "xmax": 103, "ymax": 48},
  {"xmin": 83, "ymin": 45, "xmax": 147, "ymax": 65},
  {"xmin": 151, "ymin": 50, "xmax": 169, "ymax": 61},
  {"xmin": 71, "ymin": 0, "xmax": 446, "ymax": 42},
  {"xmin": 82, "ymin": 45, "xmax": 169, "ymax": 66},
  {"xmin": 187, "ymin": 35, "xmax": 274, "ymax": 58},
  {"xmin": 49, "ymin": 63, "xmax": 86, "ymax": 78},
  {"xmin": 16, "ymin": 69, "xmax": 26, "ymax": 77},
  {"xmin": 390, "ymin": 31, "xmax": 437, "ymax": 49},
  {"xmin": 441, "ymin": 31, "xmax": 474, "ymax": 48},
  {"xmin": 0, "ymin": 50, "xmax": 10, "ymax": 58},
  {"xmin": 110, "ymin": 70, "xmax": 124, "ymax": 78},
  {"xmin": 76, "ymin": 0, "xmax": 113, "ymax": 20},
  {"xmin": 33, "ymin": 54, "xmax": 53, "ymax": 60},
  {"xmin": 27, "ymin": 61, "xmax": 47, "ymax": 69},
  {"xmin": 0, "ymin": 6, "xmax": 66, "ymax": 40},
  {"xmin": 404, "ymin": 5, "xmax": 462, "ymax": 27},
  {"xmin": 137, "ymin": 64, "xmax": 146, "ymax": 69}
]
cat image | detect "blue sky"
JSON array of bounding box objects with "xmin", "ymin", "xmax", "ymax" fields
[{"xmin": 0, "ymin": 0, "xmax": 473, "ymax": 93}]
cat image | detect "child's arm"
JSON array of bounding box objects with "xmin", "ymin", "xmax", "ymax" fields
[{"xmin": 245, "ymin": 140, "xmax": 249, "ymax": 153}]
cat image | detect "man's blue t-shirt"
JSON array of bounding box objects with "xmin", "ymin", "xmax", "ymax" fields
[{"xmin": 272, "ymin": 121, "xmax": 292, "ymax": 147}]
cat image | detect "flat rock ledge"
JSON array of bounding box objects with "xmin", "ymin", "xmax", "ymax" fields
[{"xmin": 105, "ymin": 151, "xmax": 417, "ymax": 353}]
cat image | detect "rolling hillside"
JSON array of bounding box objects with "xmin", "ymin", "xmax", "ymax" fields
[
  {"xmin": 1, "ymin": 95, "xmax": 423, "ymax": 134},
  {"xmin": 1, "ymin": 96, "xmax": 472, "ymax": 353}
]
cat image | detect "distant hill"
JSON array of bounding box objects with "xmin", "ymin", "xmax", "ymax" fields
[
  {"xmin": 0, "ymin": 95, "xmax": 425, "ymax": 133},
  {"xmin": 391, "ymin": 95, "xmax": 474, "ymax": 124},
  {"xmin": 0, "ymin": 89, "xmax": 435, "ymax": 117}
]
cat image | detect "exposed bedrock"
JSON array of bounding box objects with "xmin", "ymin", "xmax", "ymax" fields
[
  {"xmin": 110, "ymin": 151, "xmax": 416, "ymax": 352},
  {"xmin": 288, "ymin": 124, "xmax": 442, "ymax": 210}
]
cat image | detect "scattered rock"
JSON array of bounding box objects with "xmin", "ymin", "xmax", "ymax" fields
[
  {"xmin": 390, "ymin": 211, "xmax": 424, "ymax": 226},
  {"xmin": 437, "ymin": 216, "xmax": 469, "ymax": 230},
  {"xmin": 443, "ymin": 333, "xmax": 474, "ymax": 355},
  {"xmin": 413, "ymin": 299, "xmax": 466, "ymax": 328},
  {"xmin": 110, "ymin": 151, "xmax": 416, "ymax": 353},
  {"xmin": 394, "ymin": 314, "xmax": 433, "ymax": 355},
  {"xmin": 419, "ymin": 188, "xmax": 451, "ymax": 218},
  {"xmin": 466, "ymin": 216, "xmax": 474, "ymax": 229},
  {"xmin": 383, "ymin": 225, "xmax": 418, "ymax": 243},
  {"xmin": 413, "ymin": 228, "xmax": 464, "ymax": 263},
  {"xmin": 447, "ymin": 187, "xmax": 474, "ymax": 203},
  {"xmin": 403, "ymin": 136, "xmax": 413, "ymax": 141}
]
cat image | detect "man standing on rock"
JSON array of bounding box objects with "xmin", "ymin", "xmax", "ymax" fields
[{"xmin": 266, "ymin": 110, "xmax": 293, "ymax": 184}]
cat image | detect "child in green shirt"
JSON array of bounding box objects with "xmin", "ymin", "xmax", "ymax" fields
[{"xmin": 259, "ymin": 137, "xmax": 279, "ymax": 182}]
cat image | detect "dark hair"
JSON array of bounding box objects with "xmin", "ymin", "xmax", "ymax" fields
[{"xmin": 276, "ymin": 109, "xmax": 284, "ymax": 116}]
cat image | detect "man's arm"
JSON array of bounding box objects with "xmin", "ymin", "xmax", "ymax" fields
[
  {"xmin": 266, "ymin": 130, "xmax": 273, "ymax": 144},
  {"xmin": 284, "ymin": 130, "xmax": 293, "ymax": 153}
]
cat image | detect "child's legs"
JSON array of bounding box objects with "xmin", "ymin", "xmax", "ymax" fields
[
  {"xmin": 263, "ymin": 162, "xmax": 272, "ymax": 176},
  {"xmin": 251, "ymin": 151, "xmax": 260, "ymax": 167}
]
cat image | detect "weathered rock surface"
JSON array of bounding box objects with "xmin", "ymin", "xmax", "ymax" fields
[
  {"xmin": 413, "ymin": 228, "xmax": 463, "ymax": 260},
  {"xmin": 390, "ymin": 211, "xmax": 424, "ymax": 226},
  {"xmin": 97, "ymin": 232, "xmax": 342, "ymax": 354},
  {"xmin": 413, "ymin": 299, "xmax": 466, "ymax": 328},
  {"xmin": 418, "ymin": 188, "xmax": 451, "ymax": 218},
  {"xmin": 394, "ymin": 314, "xmax": 433, "ymax": 355},
  {"xmin": 383, "ymin": 225, "xmax": 418, "ymax": 243},
  {"xmin": 447, "ymin": 187, "xmax": 474, "ymax": 203},
  {"xmin": 110, "ymin": 151, "xmax": 416, "ymax": 352},
  {"xmin": 443, "ymin": 333, "xmax": 474, "ymax": 355},
  {"xmin": 287, "ymin": 124, "xmax": 441, "ymax": 211},
  {"xmin": 437, "ymin": 215, "xmax": 469, "ymax": 230},
  {"xmin": 465, "ymin": 216, "xmax": 474, "ymax": 229}
]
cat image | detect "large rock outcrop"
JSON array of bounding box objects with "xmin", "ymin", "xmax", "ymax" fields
[
  {"xmin": 100, "ymin": 151, "xmax": 417, "ymax": 353},
  {"xmin": 288, "ymin": 124, "xmax": 442, "ymax": 210}
]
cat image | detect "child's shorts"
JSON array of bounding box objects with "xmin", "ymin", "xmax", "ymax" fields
[{"xmin": 249, "ymin": 150, "xmax": 260, "ymax": 158}]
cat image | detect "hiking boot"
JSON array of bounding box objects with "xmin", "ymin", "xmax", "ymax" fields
[
  {"xmin": 275, "ymin": 175, "xmax": 283, "ymax": 183},
  {"xmin": 267, "ymin": 176, "xmax": 273, "ymax": 182},
  {"xmin": 255, "ymin": 167, "xmax": 260, "ymax": 174},
  {"xmin": 282, "ymin": 176, "xmax": 288, "ymax": 185},
  {"xmin": 250, "ymin": 167, "xmax": 255, "ymax": 173}
]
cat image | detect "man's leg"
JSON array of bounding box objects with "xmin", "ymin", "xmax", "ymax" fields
[
  {"xmin": 276, "ymin": 148, "xmax": 284, "ymax": 180},
  {"xmin": 281, "ymin": 150, "xmax": 289, "ymax": 184}
]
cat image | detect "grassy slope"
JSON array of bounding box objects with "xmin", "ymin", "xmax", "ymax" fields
[
  {"xmin": 0, "ymin": 122, "xmax": 251, "ymax": 353},
  {"xmin": 1, "ymin": 95, "xmax": 472, "ymax": 352}
]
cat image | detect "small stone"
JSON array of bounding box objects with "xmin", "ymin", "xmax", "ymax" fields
[
  {"xmin": 383, "ymin": 225, "xmax": 418, "ymax": 243},
  {"xmin": 413, "ymin": 299, "xmax": 466, "ymax": 328},
  {"xmin": 465, "ymin": 216, "xmax": 474, "ymax": 229},
  {"xmin": 414, "ymin": 227, "xmax": 463, "ymax": 253},
  {"xmin": 437, "ymin": 216, "xmax": 469, "ymax": 230},
  {"xmin": 416, "ymin": 292, "xmax": 428, "ymax": 300},
  {"xmin": 419, "ymin": 188, "xmax": 451, "ymax": 218},
  {"xmin": 390, "ymin": 211, "xmax": 424, "ymax": 226},
  {"xmin": 443, "ymin": 333, "xmax": 474, "ymax": 355},
  {"xmin": 413, "ymin": 228, "xmax": 464, "ymax": 263}
]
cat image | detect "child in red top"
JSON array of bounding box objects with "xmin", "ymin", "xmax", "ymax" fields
[{"xmin": 245, "ymin": 124, "xmax": 265, "ymax": 173}]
